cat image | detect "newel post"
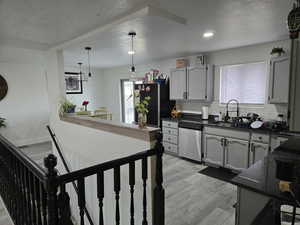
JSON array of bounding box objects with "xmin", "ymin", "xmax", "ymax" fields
[
  {"xmin": 44, "ymin": 154, "xmax": 59, "ymax": 225},
  {"xmin": 153, "ymin": 132, "xmax": 165, "ymax": 225}
]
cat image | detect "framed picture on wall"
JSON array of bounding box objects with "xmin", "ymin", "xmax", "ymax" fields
[{"xmin": 65, "ymin": 72, "xmax": 83, "ymax": 94}]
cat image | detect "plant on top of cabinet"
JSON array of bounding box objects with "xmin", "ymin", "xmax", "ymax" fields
[
  {"xmin": 270, "ymin": 47, "xmax": 285, "ymax": 57},
  {"xmin": 0, "ymin": 117, "xmax": 6, "ymax": 128}
]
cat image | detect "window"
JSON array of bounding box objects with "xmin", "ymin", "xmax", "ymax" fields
[
  {"xmin": 220, "ymin": 62, "xmax": 267, "ymax": 104},
  {"xmin": 121, "ymin": 80, "xmax": 134, "ymax": 124},
  {"xmin": 120, "ymin": 80, "xmax": 144, "ymax": 124}
]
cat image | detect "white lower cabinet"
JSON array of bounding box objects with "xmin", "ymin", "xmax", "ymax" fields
[
  {"xmin": 203, "ymin": 134, "xmax": 224, "ymax": 167},
  {"xmin": 249, "ymin": 142, "xmax": 269, "ymax": 166},
  {"xmin": 225, "ymin": 138, "xmax": 249, "ymax": 171},
  {"xmin": 204, "ymin": 133, "xmax": 250, "ymax": 171}
]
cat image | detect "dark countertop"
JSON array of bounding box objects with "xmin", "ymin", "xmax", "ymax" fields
[
  {"xmin": 232, "ymin": 152, "xmax": 298, "ymax": 204},
  {"xmin": 162, "ymin": 116, "xmax": 299, "ymax": 137}
]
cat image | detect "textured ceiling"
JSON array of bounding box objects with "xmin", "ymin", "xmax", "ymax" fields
[
  {"xmin": 0, "ymin": 0, "xmax": 146, "ymax": 49},
  {"xmin": 0, "ymin": 0, "xmax": 294, "ymax": 67}
]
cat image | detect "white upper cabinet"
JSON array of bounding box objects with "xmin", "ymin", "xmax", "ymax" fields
[
  {"xmin": 170, "ymin": 68, "xmax": 187, "ymax": 100},
  {"xmin": 268, "ymin": 56, "xmax": 290, "ymax": 104},
  {"xmin": 170, "ymin": 65, "xmax": 213, "ymax": 101},
  {"xmin": 188, "ymin": 67, "xmax": 207, "ymax": 100}
]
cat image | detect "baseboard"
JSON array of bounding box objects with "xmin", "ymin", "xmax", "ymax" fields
[{"xmin": 15, "ymin": 136, "xmax": 51, "ymax": 147}]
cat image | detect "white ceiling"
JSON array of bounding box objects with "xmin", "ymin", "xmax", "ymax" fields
[{"xmin": 0, "ymin": 0, "xmax": 294, "ymax": 68}]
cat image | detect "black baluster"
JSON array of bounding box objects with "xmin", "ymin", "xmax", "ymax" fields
[
  {"xmin": 57, "ymin": 183, "xmax": 73, "ymax": 225},
  {"xmin": 31, "ymin": 173, "xmax": 37, "ymax": 225},
  {"xmin": 153, "ymin": 132, "xmax": 165, "ymax": 225},
  {"xmin": 20, "ymin": 164, "xmax": 27, "ymax": 225},
  {"xmin": 15, "ymin": 159, "xmax": 20, "ymax": 225},
  {"xmin": 41, "ymin": 183, "xmax": 48, "ymax": 225},
  {"xmin": 142, "ymin": 157, "xmax": 148, "ymax": 225},
  {"xmin": 44, "ymin": 154, "xmax": 59, "ymax": 225},
  {"xmin": 35, "ymin": 178, "xmax": 42, "ymax": 225},
  {"xmin": 129, "ymin": 162, "xmax": 135, "ymax": 225},
  {"xmin": 97, "ymin": 171, "xmax": 104, "ymax": 225},
  {"xmin": 25, "ymin": 168, "xmax": 33, "ymax": 225},
  {"xmin": 114, "ymin": 166, "xmax": 121, "ymax": 225},
  {"xmin": 78, "ymin": 178, "xmax": 86, "ymax": 225}
]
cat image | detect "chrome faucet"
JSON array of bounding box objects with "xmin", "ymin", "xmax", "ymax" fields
[{"xmin": 225, "ymin": 99, "xmax": 239, "ymax": 122}]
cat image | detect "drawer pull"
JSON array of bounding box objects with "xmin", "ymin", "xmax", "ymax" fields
[{"xmin": 168, "ymin": 138, "xmax": 171, "ymax": 140}]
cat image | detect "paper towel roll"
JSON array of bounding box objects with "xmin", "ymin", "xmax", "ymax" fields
[{"xmin": 202, "ymin": 106, "xmax": 209, "ymax": 120}]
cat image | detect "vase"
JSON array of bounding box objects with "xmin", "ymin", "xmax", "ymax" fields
[{"xmin": 138, "ymin": 113, "xmax": 147, "ymax": 128}]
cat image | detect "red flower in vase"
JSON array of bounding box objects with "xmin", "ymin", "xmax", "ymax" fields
[{"xmin": 82, "ymin": 101, "xmax": 89, "ymax": 106}]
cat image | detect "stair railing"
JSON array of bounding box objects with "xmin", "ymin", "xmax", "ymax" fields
[{"xmin": 0, "ymin": 129, "xmax": 165, "ymax": 225}]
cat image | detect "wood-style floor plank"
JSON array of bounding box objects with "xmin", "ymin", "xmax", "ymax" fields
[{"xmin": 164, "ymin": 154, "xmax": 236, "ymax": 225}]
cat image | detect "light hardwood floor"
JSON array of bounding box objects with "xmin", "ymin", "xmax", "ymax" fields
[{"xmin": 164, "ymin": 154, "xmax": 236, "ymax": 225}]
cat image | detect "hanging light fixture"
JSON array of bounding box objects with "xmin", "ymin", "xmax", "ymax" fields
[
  {"xmin": 128, "ymin": 32, "xmax": 136, "ymax": 73},
  {"xmin": 85, "ymin": 47, "xmax": 92, "ymax": 77},
  {"xmin": 77, "ymin": 62, "xmax": 88, "ymax": 82},
  {"xmin": 287, "ymin": 0, "xmax": 300, "ymax": 39}
]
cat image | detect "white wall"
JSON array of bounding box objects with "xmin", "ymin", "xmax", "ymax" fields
[
  {"xmin": 64, "ymin": 66, "xmax": 104, "ymax": 111},
  {"xmin": 0, "ymin": 46, "xmax": 50, "ymax": 146},
  {"xmin": 100, "ymin": 39, "xmax": 290, "ymax": 121}
]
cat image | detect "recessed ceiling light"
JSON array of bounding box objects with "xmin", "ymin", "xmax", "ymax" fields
[
  {"xmin": 128, "ymin": 50, "xmax": 135, "ymax": 55},
  {"xmin": 203, "ymin": 31, "xmax": 214, "ymax": 38}
]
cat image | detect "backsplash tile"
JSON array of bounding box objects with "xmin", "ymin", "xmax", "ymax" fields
[{"xmin": 176, "ymin": 101, "xmax": 288, "ymax": 121}]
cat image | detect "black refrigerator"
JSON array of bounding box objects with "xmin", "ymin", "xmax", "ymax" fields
[{"xmin": 134, "ymin": 81, "xmax": 175, "ymax": 127}]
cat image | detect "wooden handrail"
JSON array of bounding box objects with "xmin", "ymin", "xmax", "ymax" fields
[{"xmin": 57, "ymin": 148, "xmax": 157, "ymax": 184}]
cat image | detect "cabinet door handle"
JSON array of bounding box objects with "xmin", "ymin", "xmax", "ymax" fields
[
  {"xmin": 221, "ymin": 138, "xmax": 224, "ymax": 147},
  {"xmin": 251, "ymin": 143, "xmax": 255, "ymax": 152}
]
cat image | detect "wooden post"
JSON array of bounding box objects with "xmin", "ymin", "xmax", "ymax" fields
[
  {"xmin": 153, "ymin": 132, "xmax": 165, "ymax": 225},
  {"xmin": 44, "ymin": 154, "xmax": 59, "ymax": 225}
]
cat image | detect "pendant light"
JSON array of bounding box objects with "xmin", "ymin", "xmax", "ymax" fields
[
  {"xmin": 77, "ymin": 62, "xmax": 88, "ymax": 82},
  {"xmin": 287, "ymin": 0, "xmax": 300, "ymax": 39},
  {"xmin": 128, "ymin": 32, "xmax": 136, "ymax": 73},
  {"xmin": 85, "ymin": 47, "xmax": 92, "ymax": 77}
]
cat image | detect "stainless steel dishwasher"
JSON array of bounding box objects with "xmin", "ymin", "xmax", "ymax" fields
[{"xmin": 178, "ymin": 120, "xmax": 202, "ymax": 162}]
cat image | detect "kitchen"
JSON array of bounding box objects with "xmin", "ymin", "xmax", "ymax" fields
[{"xmin": 61, "ymin": 1, "xmax": 300, "ymax": 224}]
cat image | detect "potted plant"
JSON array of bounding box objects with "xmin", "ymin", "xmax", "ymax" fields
[
  {"xmin": 135, "ymin": 96, "xmax": 151, "ymax": 128},
  {"xmin": 270, "ymin": 47, "xmax": 285, "ymax": 57},
  {"xmin": 0, "ymin": 117, "xmax": 6, "ymax": 128},
  {"xmin": 82, "ymin": 101, "xmax": 89, "ymax": 111},
  {"xmin": 59, "ymin": 99, "xmax": 76, "ymax": 116}
]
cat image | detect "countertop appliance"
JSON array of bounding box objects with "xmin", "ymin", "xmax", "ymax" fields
[
  {"xmin": 202, "ymin": 106, "xmax": 209, "ymax": 120},
  {"xmin": 178, "ymin": 113, "xmax": 203, "ymax": 162},
  {"xmin": 134, "ymin": 82, "xmax": 175, "ymax": 127}
]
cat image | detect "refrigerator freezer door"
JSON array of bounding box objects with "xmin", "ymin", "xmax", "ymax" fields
[{"xmin": 178, "ymin": 128, "xmax": 202, "ymax": 162}]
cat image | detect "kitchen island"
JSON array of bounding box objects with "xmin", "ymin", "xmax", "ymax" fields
[{"xmin": 232, "ymin": 138, "xmax": 300, "ymax": 225}]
